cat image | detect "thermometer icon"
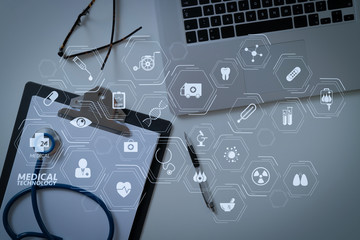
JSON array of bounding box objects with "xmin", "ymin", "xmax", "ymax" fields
[{"xmin": 237, "ymin": 103, "xmax": 257, "ymax": 123}]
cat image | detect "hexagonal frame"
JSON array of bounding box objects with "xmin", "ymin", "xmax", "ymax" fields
[
  {"xmin": 213, "ymin": 135, "xmax": 250, "ymax": 171},
  {"xmin": 274, "ymin": 55, "xmax": 312, "ymax": 91},
  {"xmin": 60, "ymin": 46, "xmax": 103, "ymax": 88},
  {"xmin": 242, "ymin": 158, "xmax": 280, "ymax": 194},
  {"xmin": 307, "ymin": 78, "xmax": 346, "ymax": 118},
  {"xmin": 210, "ymin": 186, "xmax": 247, "ymax": 223},
  {"xmin": 60, "ymin": 150, "xmax": 105, "ymax": 189},
  {"xmin": 168, "ymin": 69, "xmax": 217, "ymax": 114},
  {"xmin": 102, "ymin": 169, "xmax": 144, "ymax": 209},
  {"xmin": 227, "ymin": 95, "xmax": 266, "ymax": 133},
  {"xmin": 237, "ymin": 35, "xmax": 271, "ymax": 70},
  {"xmin": 283, "ymin": 162, "xmax": 319, "ymax": 198},
  {"xmin": 270, "ymin": 99, "xmax": 305, "ymax": 134},
  {"xmin": 210, "ymin": 59, "xmax": 239, "ymax": 88},
  {"xmin": 115, "ymin": 129, "xmax": 148, "ymax": 163},
  {"xmin": 269, "ymin": 190, "xmax": 289, "ymax": 208},
  {"xmin": 39, "ymin": 59, "xmax": 57, "ymax": 78},
  {"xmin": 188, "ymin": 123, "xmax": 216, "ymax": 153},
  {"xmin": 256, "ymin": 128, "xmax": 276, "ymax": 147},
  {"xmin": 169, "ymin": 42, "xmax": 188, "ymax": 61},
  {"xmin": 124, "ymin": 40, "xmax": 169, "ymax": 82},
  {"xmin": 183, "ymin": 159, "xmax": 217, "ymax": 193}
]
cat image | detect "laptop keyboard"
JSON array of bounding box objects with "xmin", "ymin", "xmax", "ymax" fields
[{"xmin": 182, "ymin": 0, "xmax": 355, "ymax": 43}]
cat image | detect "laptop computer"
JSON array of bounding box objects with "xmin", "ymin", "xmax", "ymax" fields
[{"xmin": 155, "ymin": 0, "xmax": 360, "ymax": 115}]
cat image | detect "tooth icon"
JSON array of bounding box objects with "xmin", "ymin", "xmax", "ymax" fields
[{"xmin": 221, "ymin": 67, "xmax": 231, "ymax": 81}]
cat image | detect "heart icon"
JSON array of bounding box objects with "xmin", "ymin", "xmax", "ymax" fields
[{"xmin": 116, "ymin": 182, "xmax": 131, "ymax": 198}]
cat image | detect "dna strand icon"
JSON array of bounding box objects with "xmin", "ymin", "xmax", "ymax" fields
[{"xmin": 142, "ymin": 100, "xmax": 168, "ymax": 127}]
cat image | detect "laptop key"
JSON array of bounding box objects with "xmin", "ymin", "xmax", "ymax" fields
[
  {"xmin": 294, "ymin": 15, "xmax": 308, "ymax": 28},
  {"xmin": 197, "ymin": 29, "xmax": 209, "ymax": 41},
  {"xmin": 211, "ymin": 0, "xmax": 221, "ymax": 2},
  {"xmin": 262, "ymin": 0, "xmax": 273, "ymax": 7},
  {"xmin": 331, "ymin": 10, "xmax": 342, "ymax": 23},
  {"xmin": 186, "ymin": 31, "xmax": 197, "ymax": 43},
  {"xmin": 297, "ymin": 0, "xmax": 307, "ymax": 3},
  {"xmin": 274, "ymin": 0, "xmax": 285, "ymax": 6},
  {"xmin": 321, "ymin": 17, "xmax": 331, "ymax": 24},
  {"xmin": 285, "ymin": 0, "xmax": 296, "ymax": 4},
  {"xmin": 183, "ymin": 7, "xmax": 202, "ymax": 18},
  {"xmin": 281, "ymin": 6, "xmax": 291, "ymax": 16},
  {"xmin": 344, "ymin": 14, "xmax": 354, "ymax": 21},
  {"xmin": 258, "ymin": 9, "xmax": 269, "ymax": 20},
  {"xmin": 269, "ymin": 8, "xmax": 280, "ymax": 18},
  {"xmin": 182, "ymin": 0, "xmax": 198, "ymax": 7},
  {"xmin": 235, "ymin": 17, "xmax": 293, "ymax": 36},
  {"xmin": 308, "ymin": 13, "xmax": 319, "ymax": 26},
  {"xmin": 209, "ymin": 28, "xmax": 220, "ymax": 40},
  {"xmin": 222, "ymin": 14, "xmax": 234, "ymax": 25},
  {"xmin": 203, "ymin": 5, "xmax": 214, "ymax": 15},
  {"xmin": 211, "ymin": 16, "xmax": 222, "ymax": 26},
  {"xmin": 304, "ymin": 2, "xmax": 315, "ymax": 13},
  {"xmin": 184, "ymin": 19, "xmax": 198, "ymax": 30},
  {"xmin": 292, "ymin": 4, "xmax": 303, "ymax": 15},
  {"xmin": 250, "ymin": 0, "xmax": 261, "ymax": 9},
  {"xmin": 316, "ymin": 1, "xmax": 326, "ymax": 12},
  {"xmin": 221, "ymin": 26, "xmax": 235, "ymax": 38},
  {"xmin": 199, "ymin": 17, "xmax": 210, "ymax": 28},
  {"xmin": 246, "ymin": 11, "xmax": 257, "ymax": 21},
  {"xmin": 199, "ymin": 0, "xmax": 210, "ymax": 4},
  {"xmin": 234, "ymin": 12, "xmax": 245, "ymax": 23},
  {"xmin": 215, "ymin": 3, "xmax": 226, "ymax": 14},
  {"xmin": 328, "ymin": 0, "xmax": 352, "ymax": 10},
  {"xmin": 238, "ymin": 1, "xmax": 250, "ymax": 11},
  {"xmin": 226, "ymin": 2, "xmax": 238, "ymax": 12}
]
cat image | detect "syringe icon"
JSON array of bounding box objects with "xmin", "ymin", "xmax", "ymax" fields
[{"xmin": 73, "ymin": 56, "xmax": 93, "ymax": 81}]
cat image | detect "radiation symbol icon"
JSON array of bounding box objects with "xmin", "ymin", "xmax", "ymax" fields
[{"xmin": 251, "ymin": 167, "xmax": 270, "ymax": 186}]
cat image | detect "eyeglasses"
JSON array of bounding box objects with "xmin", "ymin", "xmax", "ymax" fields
[{"xmin": 58, "ymin": 0, "xmax": 142, "ymax": 70}]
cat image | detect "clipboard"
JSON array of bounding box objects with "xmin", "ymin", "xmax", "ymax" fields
[{"xmin": 0, "ymin": 82, "xmax": 172, "ymax": 240}]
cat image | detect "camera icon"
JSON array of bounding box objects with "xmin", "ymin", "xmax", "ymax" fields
[{"xmin": 123, "ymin": 139, "xmax": 138, "ymax": 153}]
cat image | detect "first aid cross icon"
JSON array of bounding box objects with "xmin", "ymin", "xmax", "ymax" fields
[{"xmin": 30, "ymin": 133, "xmax": 50, "ymax": 153}]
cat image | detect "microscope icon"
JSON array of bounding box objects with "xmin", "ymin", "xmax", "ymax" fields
[{"xmin": 196, "ymin": 131, "xmax": 208, "ymax": 147}]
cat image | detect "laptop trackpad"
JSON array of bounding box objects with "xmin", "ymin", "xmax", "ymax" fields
[{"xmin": 244, "ymin": 40, "xmax": 308, "ymax": 94}]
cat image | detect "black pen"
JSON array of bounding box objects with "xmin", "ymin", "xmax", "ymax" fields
[{"xmin": 184, "ymin": 132, "xmax": 215, "ymax": 212}]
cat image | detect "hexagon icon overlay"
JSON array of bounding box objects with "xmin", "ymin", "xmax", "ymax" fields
[
  {"xmin": 168, "ymin": 69, "xmax": 216, "ymax": 113},
  {"xmin": 188, "ymin": 123, "xmax": 216, "ymax": 153},
  {"xmin": 210, "ymin": 186, "xmax": 247, "ymax": 223},
  {"xmin": 213, "ymin": 135, "xmax": 249, "ymax": 171},
  {"xmin": 60, "ymin": 46, "xmax": 103, "ymax": 88},
  {"xmin": 274, "ymin": 54, "xmax": 312, "ymax": 91},
  {"xmin": 124, "ymin": 41, "xmax": 169, "ymax": 81},
  {"xmin": 183, "ymin": 160, "xmax": 217, "ymax": 193},
  {"xmin": 237, "ymin": 35, "xmax": 271, "ymax": 70},
  {"xmin": 227, "ymin": 95, "xmax": 265, "ymax": 133},
  {"xmin": 270, "ymin": 99, "xmax": 305, "ymax": 133},
  {"xmin": 307, "ymin": 78, "xmax": 345, "ymax": 118},
  {"xmin": 210, "ymin": 59, "xmax": 240, "ymax": 88},
  {"xmin": 283, "ymin": 162, "xmax": 319, "ymax": 198}
]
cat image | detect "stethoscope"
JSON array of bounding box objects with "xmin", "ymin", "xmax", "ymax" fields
[{"xmin": 2, "ymin": 128, "xmax": 114, "ymax": 240}]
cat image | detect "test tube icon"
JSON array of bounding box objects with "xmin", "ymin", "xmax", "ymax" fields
[{"xmin": 282, "ymin": 107, "xmax": 293, "ymax": 126}]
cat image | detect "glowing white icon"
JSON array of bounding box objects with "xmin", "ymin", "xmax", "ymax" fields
[
  {"xmin": 73, "ymin": 56, "xmax": 93, "ymax": 81},
  {"xmin": 43, "ymin": 91, "xmax": 59, "ymax": 107},
  {"xmin": 282, "ymin": 107, "xmax": 293, "ymax": 126},
  {"xmin": 70, "ymin": 117, "xmax": 92, "ymax": 128},
  {"xmin": 75, "ymin": 158, "xmax": 91, "ymax": 179},
  {"xmin": 29, "ymin": 133, "xmax": 50, "ymax": 153},
  {"xmin": 293, "ymin": 174, "xmax": 308, "ymax": 187},
  {"xmin": 251, "ymin": 167, "xmax": 270, "ymax": 186},
  {"xmin": 286, "ymin": 67, "xmax": 301, "ymax": 82},
  {"xmin": 221, "ymin": 67, "xmax": 231, "ymax": 81},
  {"xmin": 196, "ymin": 130, "xmax": 208, "ymax": 147},
  {"xmin": 180, "ymin": 83, "xmax": 202, "ymax": 99},
  {"xmin": 244, "ymin": 45, "xmax": 263, "ymax": 63},
  {"xmin": 320, "ymin": 88, "xmax": 333, "ymax": 111},
  {"xmin": 133, "ymin": 51, "xmax": 160, "ymax": 72},
  {"xmin": 123, "ymin": 139, "xmax": 138, "ymax": 153},
  {"xmin": 112, "ymin": 91, "xmax": 126, "ymax": 110},
  {"xmin": 237, "ymin": 103, "xmax": 256, "ymax": 124},
  {"xmin": 224, "ymin": 146, "xmax": 240, "ymax": 163},
  {"xmin": 193, "ymin": 171, "xmax": 207, "ymax": 183},
  {"xmin": 116, "ymin": 181, "xmax": 131, "ymax": 198},
  {"xmin": 220, "ymin": 198, "xmax": 235, "ymax": 212},
  {"xmin": 142, "ymin": 100, "xmax": 168, "ymax": 127}
]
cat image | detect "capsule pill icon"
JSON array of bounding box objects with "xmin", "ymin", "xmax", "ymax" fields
[
  {"xmin": 43, "ymin": 91, "xmax": 59, "ymax": 107},
  {"xmin": 286, "ymin": 67, "xmax": 301, "ymax": 82}
]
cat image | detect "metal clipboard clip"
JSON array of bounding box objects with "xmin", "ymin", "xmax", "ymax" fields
[{"xmin": 58, "ymin": 86, "xmax": 131, "ymax": 136}]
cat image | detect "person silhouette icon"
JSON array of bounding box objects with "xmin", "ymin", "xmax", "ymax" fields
[{"xmin": 75, "ymin": 158, "xmax": 91, "ymax": 178}]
